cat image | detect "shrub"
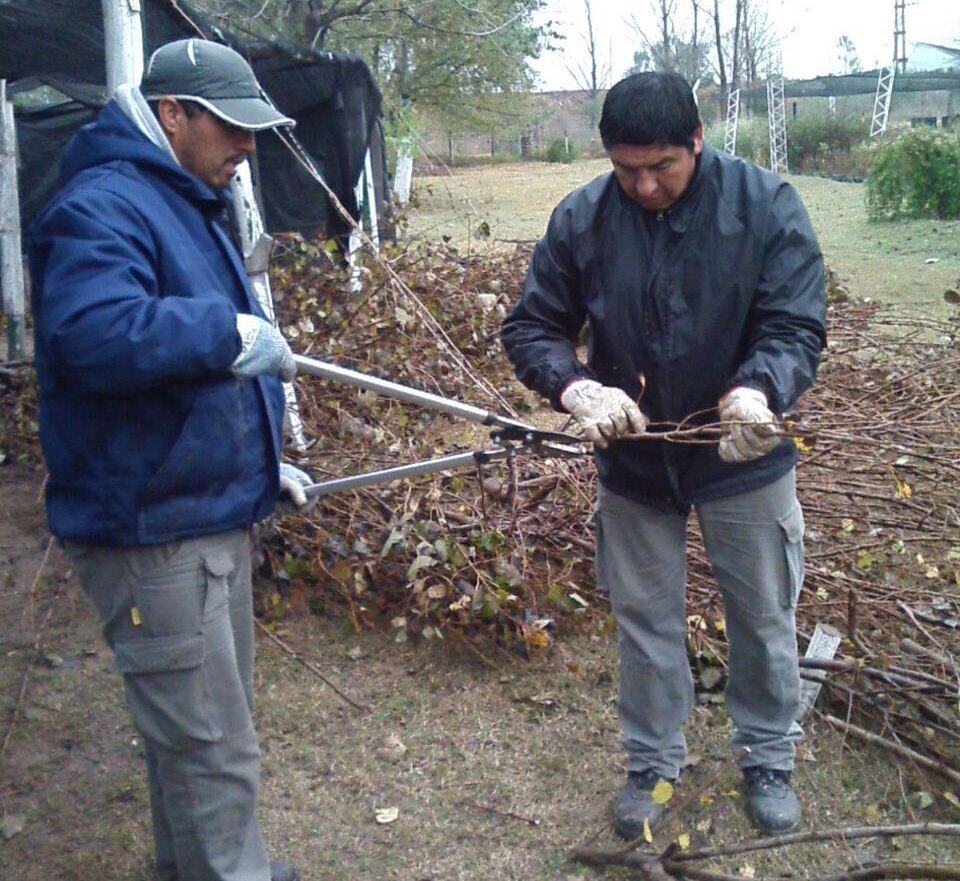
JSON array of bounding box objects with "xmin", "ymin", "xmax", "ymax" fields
[
  {"xmin": 543, "ymin": 138, "xmax": 578, "ymax": 164},
  {"xmin": 866, "ymin": 128, "xmax": 960, "ymax": 220},
  {"xmin": 786, "ymin": 115, "xmax": 870, "ymax": 173}
]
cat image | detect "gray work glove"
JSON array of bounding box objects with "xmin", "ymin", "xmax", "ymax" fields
[
  {"xmin": 560, "ymin": 378, "xmax": 647, "ymax": 449},
  {"xmin": 231, "ymin": 313, "xmax": 296, "ymax": 382},
  {"xmin": 718, "ymin": 386, "xmax": 781, "ymax": 463},
  {"xmin": 278, "ymin": 462, "xmax": 318, "ymax": 515}
]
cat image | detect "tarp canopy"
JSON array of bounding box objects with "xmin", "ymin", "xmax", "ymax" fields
[
  {"xmin": 741, "ymin": 69, "xmax": 960, "ymax": 101},
  {"xmin": 0, "ymin": 0, "xmax": 383, "ymax": 239}
]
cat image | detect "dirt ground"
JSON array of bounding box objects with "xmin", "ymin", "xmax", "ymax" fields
[
  {"xmin": 3, "ymin": 158, "xmax": 959, "ymax": 878},
  {"xmin": 2, "ymin": 462, "xmax": 959, "ymax": 880}
]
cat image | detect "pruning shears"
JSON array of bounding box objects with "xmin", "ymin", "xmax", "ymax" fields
[{"xmin": 292, "ymin": 353, "xmax": 586, "ymax": 500}]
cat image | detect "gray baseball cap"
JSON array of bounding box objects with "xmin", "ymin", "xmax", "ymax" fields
[{"xmin": 142, "ymin": 38, "xmax": 294, "ymax": 131}]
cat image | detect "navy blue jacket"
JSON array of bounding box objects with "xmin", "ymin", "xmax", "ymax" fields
[
  {"xmin": 29, "ymin": 101, "xmax": 285, "ymax": 546},
  {"xmin": 501, "ymin": 145, "xmax": 825, "ymax": 511}
]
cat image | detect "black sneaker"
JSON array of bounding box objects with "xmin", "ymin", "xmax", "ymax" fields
[
  {"xmin": 270, "ymin": 860, "xmax": 301, "ymax": 881},
  {"xmin": 613, "ymin": 768, "xmax": 676, "ymax": 840},
  {"xmin": 742, "ymin": 766, "xmax": 800, "ymax": 833}
]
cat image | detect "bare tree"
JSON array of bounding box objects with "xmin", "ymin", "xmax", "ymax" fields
[
  {"xmin": 628, "ymin": 0, "xmax": 707, "ymax": 83},
  {"xmin": 566, "ymin": 0, "xmax": 610, "ymax": 95}
]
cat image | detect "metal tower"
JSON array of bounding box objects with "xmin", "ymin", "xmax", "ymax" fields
[
  {"xmin": 766, "ymin": 73, "xmax": 788, "ymax": 174},
  {"xmin": 870, "ymin": 65, "xmax": 896, "ymax": 137},
  {"xmin": 894, "ymin": 0, "xmax": 906, "ymax": 73},
  {"xmin": 723, "ymin": 88, "xmax": 740, "ymax": 155}
]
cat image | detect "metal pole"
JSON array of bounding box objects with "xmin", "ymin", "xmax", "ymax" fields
[
  {"xmin": 229, "ymin": 165, "xmax": 307, "ymax": 450},
  {"xmin": 0, "ymin": 80, "xmax": 25, "ymax": 360},
  {"xmin": 363, "ymin": 147, "xmax": 380, "ymax": 249},
  {"xmin": 304, "ymin": 449, "xmax": 506, "ymax": 499},
  {"xmin": 292, "ymin": 352, "xmax": 582, "ymax": 451},
  {"xmin": 101, "ymin": 0, "xmax": 144, "ymax": 91},
  {"xmin": 294, "ymin": 352, "xmax": 503, "ymax": 425}
]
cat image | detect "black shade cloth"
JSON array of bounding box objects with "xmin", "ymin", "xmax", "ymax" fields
[{"xmin": 1, "ymin": 0, "xmax": 383, "ymax": 240}]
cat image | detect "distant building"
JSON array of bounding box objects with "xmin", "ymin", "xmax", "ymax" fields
[{"xmin": 906, "ymin": 42, "xmax": 960, "ymax": 73}]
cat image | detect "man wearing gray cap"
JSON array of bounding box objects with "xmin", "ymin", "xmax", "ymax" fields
[{"xmin": 29, "ymin": 38, "xmax": 309, "ymax": 881}]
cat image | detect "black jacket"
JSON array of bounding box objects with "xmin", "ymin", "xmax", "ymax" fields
[{"xmin": 501, "ymin": 145, "xmax": 825, "ymax": 511}]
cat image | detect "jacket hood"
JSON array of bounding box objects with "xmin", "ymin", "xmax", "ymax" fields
[{"xmin": 59, "ymin": 100, "xmax": 222, "ymax": 207}]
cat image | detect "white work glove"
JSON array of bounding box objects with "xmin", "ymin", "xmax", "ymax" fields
[
  {"xmin": 560, "ymin": 378, "xmax": 647, "ymax": 449},
  {"xmin": 231, "ymin": 314, "xmax": 296, "ymax": 382},
  {"xmin": 718, "ymin": 386, "xmax": 781, "ymax": 463},
  {"xmin": 278, "ymin": 462, "xmax": 317, "ymax": 515}
]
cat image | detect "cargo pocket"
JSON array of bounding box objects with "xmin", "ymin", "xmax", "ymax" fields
[
  {"xmin": 777, "ymin": 504, "xmax": 805, "ymax": 609},
  {"xmin": 114, "ymin": 633, "xmax": 222, "ymax": 751},
  {"xmin": 200, "ymin": 548, "xmax": 233, "ymax": 623}
]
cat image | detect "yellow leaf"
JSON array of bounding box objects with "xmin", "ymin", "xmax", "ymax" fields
[
  {"xmin": 652, "ymin": 779, "xmax": 675, "ymax": 805},
  {"xmin": 643, "ymin": 817, "xmax": 653, "ymax": 843},
  {"xmin": 713, "ymin": 617, "xmax": 726, "ymax": 634},
  {"xmin": 864, "ymin": 804, "xmax": 882, "ymax": 822},
  {"xmin": 944, "ymin": 791, "xmax": 960, "ymax": 807},
  {"xmin": 895, "ymin": 478, "xmax": 912, "ymax": 500},
  {"xmin": 677, "ymin": 833, "xmax": 690, "ymax": 850},
  {"xmin": 699, "ymin": 793, "xmax": 715, "ymax": 806},
  {"xmin": 525, "ymin": 630, "xmax": 550, "ymax": 648},
  {"xmin": 793, "ymin": 436, "xmax": 811, "ymax": 454},
  {"xmin": 841, "ymin": 518, "xmax": 855, "ymax": 533}
]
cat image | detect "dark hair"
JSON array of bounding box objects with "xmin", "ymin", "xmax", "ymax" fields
[
  {"xmin": 148, "ymin": 97, "xmax": 205, "ymax": 123},
  {"xmin": 599, "ymin": 72, "xmax": 701, "ymax": 149}
]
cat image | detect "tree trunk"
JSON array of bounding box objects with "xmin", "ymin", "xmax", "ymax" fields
[{"xmin": 713, "ymin": 0, "xmax": 727, "ymax": 112}]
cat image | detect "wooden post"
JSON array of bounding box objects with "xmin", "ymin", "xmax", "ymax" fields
[
  {"xmin": 101, "ymin": 0, "xmax": 144, "ymax": 90},
  {"xmin": 0, "ymin": 80, "xmax": 25, "ymax": 360}
]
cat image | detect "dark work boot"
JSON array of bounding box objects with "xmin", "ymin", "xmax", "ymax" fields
[
  {"xmin": 613, "ymin": 768, "xmax": 676, "ymax": 839},
  {"xmin": 270, "ymin": 860, "xmax": 301, "ymax": 881},
  {"xmin": 743, "ymin": 767, "xmax": 800, "ymax": 833}
]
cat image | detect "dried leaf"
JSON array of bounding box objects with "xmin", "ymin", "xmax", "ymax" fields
[
  {"xmin": 944, "ymin": 791, "xmax": 960, "ymax": 808},
  {"xmin": 864, "ymin": 804, "xmax": 883, "ymax": 822},
  {"xmin": 677, "ymin": 833, "xmax": 690, "ymax": 850},
  {"xmin": 642, "ymin": 816, "xmax": 653, "ymax": 843},
  {"xmin": 651, "ymin": 779, "xmax": 674, "ymax": 805},
  {"xmin": 374, "ymin": 806, "xmax": 399, "ymax": 824}
]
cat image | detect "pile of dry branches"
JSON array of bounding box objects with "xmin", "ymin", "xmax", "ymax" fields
[{"xmin": 267, "ymin": 239, "xmax": 960, "ymax": 785}]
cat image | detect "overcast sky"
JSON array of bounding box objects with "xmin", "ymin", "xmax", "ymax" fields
[{"xmin": 529, "ymin": 0, "xmax": 959, "ymax": 91}]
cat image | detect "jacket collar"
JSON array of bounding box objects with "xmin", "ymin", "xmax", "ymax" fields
[
  {"xmin": 661, "ymin": 143, "xmax": 713, "ymax": 233},
  {"xmin": 611, "ymin": 142, "xmax": 713, "ymax": 233},
  {"xmin": 61, "ymin": 100, "xmax": 228, "ymax": 213}
]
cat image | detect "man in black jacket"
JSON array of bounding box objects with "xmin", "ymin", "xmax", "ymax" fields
[{"xmin": 501, "ymin": 72, "xmax": 825, "ymax": 836}]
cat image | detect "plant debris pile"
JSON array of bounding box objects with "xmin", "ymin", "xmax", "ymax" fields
[{"xmin": 266, "ymin": 240, "xmax": 960, "ymax": 780}]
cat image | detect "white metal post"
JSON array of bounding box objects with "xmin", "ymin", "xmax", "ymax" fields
[
  {"xmin": 101, "ymin": 0, "xmax": 144, "ymax": 90},
  {"xmin": 392, "ymin": 138, "xmax": 414, "ymax": 206},
  {"xmin": 723, "ymin": 87, "xmax": 740, "ymax": 156},
  {"xmin": 363, "ymin": 147, "xmax": 380, "ymax": 249},
  {"xmin": 870, "ymin": 65, "xmax": 896, "ymax": 138},
  {"xmin": 230, "ymin": 167, "xmax": 306, "ymax": 449},
  {"xmin": 0, "ymin": 80, "xmax": 26, "ymax": 360},
  {"xmin": 766, "ymin": 74, "xmax": 788, "ymax": 174}
]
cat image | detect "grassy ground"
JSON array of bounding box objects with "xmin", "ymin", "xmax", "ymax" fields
[{"xmin": 406, "ymin": 159, "xmax": 960, "ymax": 319}]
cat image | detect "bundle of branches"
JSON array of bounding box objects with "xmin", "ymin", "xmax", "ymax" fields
[{"xmin": 267, "ymin": 238, "xmax": 959, "ymax": 782}]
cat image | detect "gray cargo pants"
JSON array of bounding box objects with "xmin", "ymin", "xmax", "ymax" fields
[
  {"xmin": 596, "ymin": 470, "xmax": 805, "ymax": 780},
  {"xmin": 64, "ymin": 530, "xmax": 271, "ymax": 881}
]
